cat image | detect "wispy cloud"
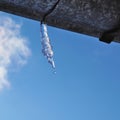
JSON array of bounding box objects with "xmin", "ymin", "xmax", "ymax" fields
[{"xmin": 0, "ymin": 16, "xmax": 31, "ymax": 91}]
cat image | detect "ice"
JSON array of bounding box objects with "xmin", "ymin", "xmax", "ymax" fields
[{"xmin": 40, "ymin": 23, "xmax": 55, "ymax": 69}]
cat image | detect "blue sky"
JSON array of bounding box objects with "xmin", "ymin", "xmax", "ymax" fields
[{"xmin": 0, "ymin": 11, "xmax": 120, "ymax": 120}]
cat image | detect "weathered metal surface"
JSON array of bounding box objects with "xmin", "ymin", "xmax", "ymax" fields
[
  {"xmin": 0, "ymin": 0, "xmax": 58, "ymax": 20},
  {"xmin": 0, "ymin": 0, "xmax": 120, "ymax": 43}
]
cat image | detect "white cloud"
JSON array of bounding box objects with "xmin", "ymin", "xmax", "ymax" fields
[{"xmin": 0, "ymin": 16, "xmax": 31, "ymax": 91}]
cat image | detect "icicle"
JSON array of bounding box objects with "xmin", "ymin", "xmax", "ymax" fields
[{"xmin": 40, "ymin": 23, "xmax": 55, "ymax": 69}]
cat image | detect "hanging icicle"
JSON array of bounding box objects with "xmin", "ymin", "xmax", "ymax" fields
[{"xmin": 40, "ymin": 23, "xmax": 55, "ymax": 69}]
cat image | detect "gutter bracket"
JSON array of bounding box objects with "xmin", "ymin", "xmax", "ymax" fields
[{"xmin": 99, "ymin": 27, "xmax": 120, "ymax": 43}]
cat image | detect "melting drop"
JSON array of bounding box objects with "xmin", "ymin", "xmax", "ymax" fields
[
  {"xmin": 54, "ymin": 71, "xmax": 56, "ymax": 74},
  {"xmin": 40, "ymin": 23, "xmax": 56, "ymax": 69}
]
